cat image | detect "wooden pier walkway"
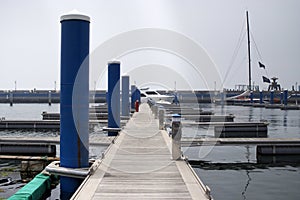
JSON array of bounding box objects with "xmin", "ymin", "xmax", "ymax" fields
[{"xmin": 72, "ymin": 104, "xmax": 210, "ymax": 200}]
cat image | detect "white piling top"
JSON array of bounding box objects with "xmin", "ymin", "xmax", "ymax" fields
[
  {"xmin": 60, "ymin": 9, "xmax": 90, "ymax": 22},
  {"xmin": 108, "ymin": 60, "xmax": 121, "ymax": 65}
]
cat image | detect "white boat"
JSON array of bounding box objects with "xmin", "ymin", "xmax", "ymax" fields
[{"xmin": 140, "ymin": 89, "xmax": 174, "ymax": 104}]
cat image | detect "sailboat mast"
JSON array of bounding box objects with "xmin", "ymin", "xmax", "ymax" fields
[{"xmin": 246, "ymin": 11, "xmax": 252, "ymax": 90}]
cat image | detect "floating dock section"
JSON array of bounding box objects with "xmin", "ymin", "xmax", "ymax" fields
[
  {"xmin": 71, "ymin": 104, "xmax": 211, "ymax": 200},
  {"xmin": 257, "ymin": 145, "xmax": 300, "ymax": 155},
  {"xmin": 0, "ymin": 143, "xmax": 56, "ymax": 156},
  {"xmin": 214, "ymin": 122, "xmax": 268, "ymax": 138}
]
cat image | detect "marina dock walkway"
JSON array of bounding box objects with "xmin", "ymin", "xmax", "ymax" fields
[{"xmin": 72, "ymin": 104, "xmax": 210, "ymax": 200}]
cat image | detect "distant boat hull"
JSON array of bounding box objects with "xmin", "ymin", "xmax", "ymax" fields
[{"xmin": 140, "ymin": 89, "xmax": 174, "ymax": 104}]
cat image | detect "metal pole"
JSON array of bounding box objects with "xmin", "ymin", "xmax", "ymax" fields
[
  {"xmin": 121, "ymin": 76, "xmax": 130, "ymax": 117},
  {"xmin": 246, "ymin": 11, "xmax": 252, "ymax": 90},
  {"xmin": 107, "ymin": 61, "xmax": 120, "ymax": 136},
  {"xmin": 60, "ymin": 11, "xmax": 90, "ymax": 199}
]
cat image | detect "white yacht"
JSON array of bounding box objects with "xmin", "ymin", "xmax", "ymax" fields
[{"xmin": 140, "ymin": 89, "xmax": 174, "ymax": 104}]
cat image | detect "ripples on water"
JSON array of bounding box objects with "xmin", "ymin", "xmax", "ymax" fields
[
  {"xmin": 182, "ymin": 104, "xmax": 300, "ymax": 200},
  {"xmin": 0, "ymin": 103, "xmax": 300, "ymax": 199},
  {"xmin": 0, "ymin": 104, "xmax": 109, "ymax": 198}
]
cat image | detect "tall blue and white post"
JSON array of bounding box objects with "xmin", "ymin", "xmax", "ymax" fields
[
  {"xmin": 131, "ymin": 85, "xmax": 137, "ymax": 109},
  {"xmin": 122, "ymin": 75, "xmax": 130, "ymax": 117},
  {"xmin": 60, "ymin": 11, "xmax": 90, "ymax": 199},
  {"xmin": 107, "ymin": 61, "xmax": 120, "ymax": 136}
]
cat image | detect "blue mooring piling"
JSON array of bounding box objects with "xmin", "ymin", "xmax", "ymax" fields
[
  {"xmin": 131, "ymin": 85, "xmax": 140, "ymax": 109},
  {"xmin": 122, "ymin": 76, "xmax": 130, "ymax": 117},
  {"xmin": 284, "ymin": 90, "xmax": 288, "ymax": 106},
  {"xmin": 270, "ymin": 90, "xmax": 274, "ymax": 104},
  {"xmin": 107, "ymin": 61, "xmax": 121, "ymax": 136},
  {"xmin": 280, "ymin": 92, "xmax": 283, "ymax": 104},
  {"xmin": 259, "ymin": 91, "xmax": 263, "ymax": 104},
  {"xmin": 131, "ymin": 85, "xmax": 136, "ymax": 109},
  {"xmin": 60, "ymin": 11, "xmax": 90, "ymax": 199},
  {"xmin": 250, "ymin": 91, "xmax": 253, "ymax": 104}
]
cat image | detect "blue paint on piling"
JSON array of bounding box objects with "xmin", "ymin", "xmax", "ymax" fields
[
  {"xmin": 131, "ymin": 85, "xmax": 141, "ymax": 109},
  {"xmin": 122, "ymin": 76, "xmax": 130, "ymax": 117},
  {"xmin": 250, "ymin": 91, "xmax": 253, "ymax": 103},
  {"xmin": 284, "ymin": 90, "xmax": 288, "ymax": 106},
  {"xmin": 60, "ymin": 12, "xmax": 90, "ymax": 199},
  {"xmin": 270, "ymin": 90, "xmax": 274, "ymax": 105},
  {"xmin": 259, "ymin": 91, "xmax": 263, "ymax": 104},
  {"xmin": 280, "ymin": 92, "xmax": 284, "ymax": 104},
  {"xmin": 131, "ymin": 85, "xmax": 137, "ymax": 109},
  {"xmin": 107, "ymin": 61, "xmax": 120, "ymax": 136},
  {"xmin": 136, "ymin": 88, "xmax": 141, "ymax": 103}
]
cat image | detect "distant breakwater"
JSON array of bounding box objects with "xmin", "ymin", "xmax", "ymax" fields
[{"xmin": 0, "ymin": 90, "xmax": 298, "ymax": 104}]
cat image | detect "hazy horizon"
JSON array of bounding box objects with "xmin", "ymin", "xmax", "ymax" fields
[{"xmin": 1, "ymin": 0, "xmax": 299, "ymax": 91}]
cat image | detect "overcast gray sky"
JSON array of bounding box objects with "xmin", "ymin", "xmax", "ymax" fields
[{"xmin": 0, "ymin": 0, "xmax": 299, "ymax": 90}]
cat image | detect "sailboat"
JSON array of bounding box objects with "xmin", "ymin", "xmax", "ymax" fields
[{"xmin": 215, "ymin": 11, "xmax": 256, "ymax": 104}]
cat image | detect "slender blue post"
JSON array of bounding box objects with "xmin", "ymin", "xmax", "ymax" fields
[
  {"xmin": 122, "ymin": 76, "xmax": 130, "ymax": 117},
  {"xmin": 280, "ymin": 92, "xmax": 284, "ymax": 104},
  {"xmin": 107, "ymin": 61, "xmax": 120, "ymax": 136},
  {"xmin": 270, "ymin": 90, "xmax": 274, "ymax": 105},
  {"xmin": 284, "ymin": 90, "xmax": 288, "ymax": 106},
  {"xmin": 60, "ymin": 12, "xmax": 90, "ymax": 199},
  {"xmin": 131, "ymin": 85, "xmax": 137, "ymax": 109},
  {"xmin": 136, "ymin": 88, "xmax": 141, "ymax": 103},
  {"xmin": 250, "ymin": 91, "xmax": 253, "ymax": 104},
  {"xmin": 259, "ymin": 91, "xmax": 263, "ymax": 104}
]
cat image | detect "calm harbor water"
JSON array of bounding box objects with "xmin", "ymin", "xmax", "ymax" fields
[
  {"xmin": 0, "ymin": 103, "xmax": 107, "ymax": 199},
  {"xmin": 183, "ymin": 104, "xmax": 300, "ymax": 200},
  {"xmin": 0, "ymin": 103, "xmax": 300, "ymax": 199}
]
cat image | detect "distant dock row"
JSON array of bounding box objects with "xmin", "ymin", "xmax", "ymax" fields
[{"xmin": 1, "ymin": 89, "xmax": 299, "ymax": 104}]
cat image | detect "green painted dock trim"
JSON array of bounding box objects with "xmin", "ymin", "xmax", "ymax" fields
[{"xmin": 8, "ymin": 173, "xmax": 58, "ymax": 200}]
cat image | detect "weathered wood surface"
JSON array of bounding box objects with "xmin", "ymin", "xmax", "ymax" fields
[{"xmin": 72, "ymin": 104, "xmax": 209, "ymax": 200}]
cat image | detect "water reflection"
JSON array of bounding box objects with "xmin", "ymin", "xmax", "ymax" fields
[
  {"xmin": 248, "ymin": 107, "xmax": 253, "ymax": 122},
  {"xmin": 242, "ymin": 146, "xmax": 251, "ymax": 200},
  {"xmin": 283, "ymin": 111, "xmax": 288, "ymax": 127}
]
